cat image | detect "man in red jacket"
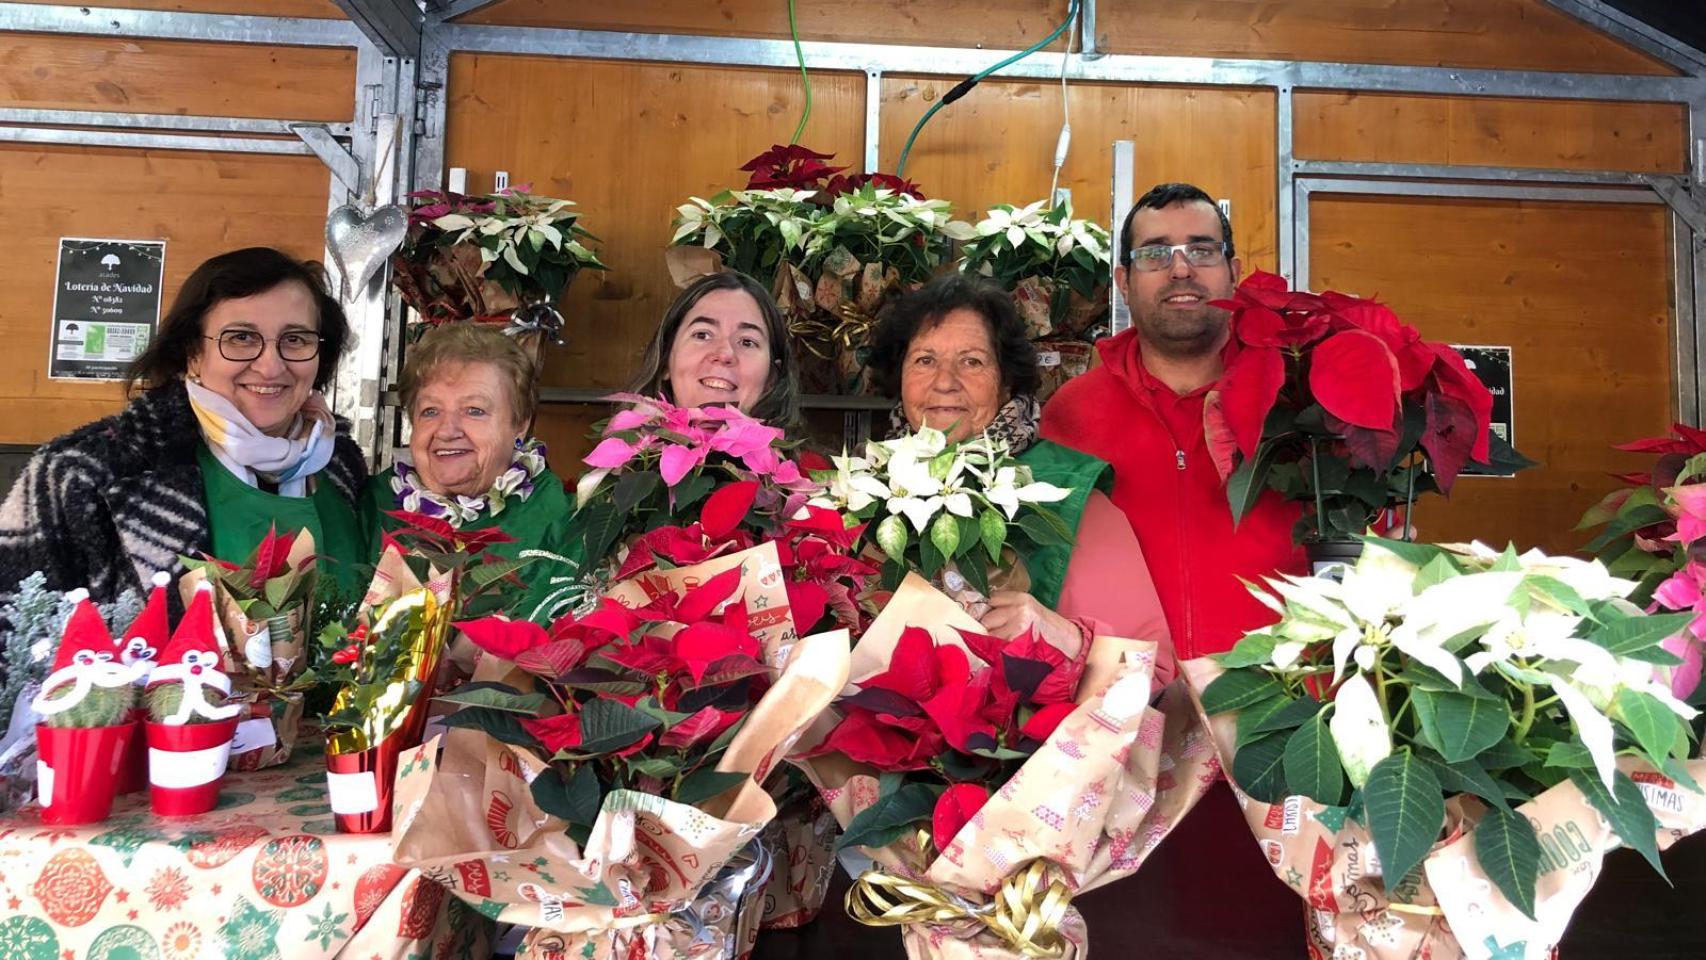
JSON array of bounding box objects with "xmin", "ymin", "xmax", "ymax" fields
[{"xmin": 1042, "ymin": 183, "xmax": 1307, "ymax": 954}]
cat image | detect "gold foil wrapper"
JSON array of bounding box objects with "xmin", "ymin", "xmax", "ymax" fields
[{"xmin": 327, "ymin": 585, "xmax": 449, "ymax": 756}]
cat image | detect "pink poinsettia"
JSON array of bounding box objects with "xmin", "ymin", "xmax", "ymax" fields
[{"xmin": 1652, "ymin": 561, "xmax": 1706, "ymax": 700}]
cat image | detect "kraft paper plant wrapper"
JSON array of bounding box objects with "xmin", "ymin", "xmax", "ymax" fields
[{"xmin": 1181, "ymin": 658, "xmax": 1706, "ymax": 960}]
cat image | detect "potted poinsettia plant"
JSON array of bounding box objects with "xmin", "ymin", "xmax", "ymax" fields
[
  {"xmin": 807, "ymin": 425, "xmax": 1072, "ymax": 600},
  {"xmin": 392, "ymin": 186, "xmax": 607, "ymax": 352},
  {"xmin": 1210, "ymin": 272, "xmax": 1531, "ymax": 569},
  {"xmin": 958, "ymin": 198, "xmax": 1112, "ymax": 399},
  {"xmin": 795, "ymin": 572, "xmax": 1202, "ymax": 959},
  {"xmin": 670, "ymin": 145, "xmax": 973, "ymax": 393},
  {"xmin": 1188, "ymin": 537, "xmax": 1706, "ymax": 959},
  {"xmin": 390, "ymin": 543, "xmax": 851, "ymax": 958}
]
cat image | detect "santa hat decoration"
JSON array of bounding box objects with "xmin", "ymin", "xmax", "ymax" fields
[
  {"xmin": 145, "ymin": 580, "xmax": 240, "ymax": 816},
  {"xmin": 31, "ymin": 589, "xmax": 135, "ymax": 724},
  {"xmin": 120, "ymin": 572, "xmax": 171, "ymax": 686},
  {"xmin": 49, "ymin": 589, "xmax": 121, "ymax": 674},
  {"xmin": 147, "ymin": 581, "xmax": 238, "ymax": 711}
]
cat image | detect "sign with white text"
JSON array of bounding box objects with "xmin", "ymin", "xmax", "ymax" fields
[
  {"xmin": 49, "ymin": 238, "xmax": 166, "ymax": 380},
  {"xmin": 1453, "ymin": 344, "xmax": 1516, "ymax": 478}
]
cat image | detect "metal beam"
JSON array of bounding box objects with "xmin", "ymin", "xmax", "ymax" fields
[
  {"xmin": 1276, "ymin": 87, "xmax": 1297, "ymax": 284},
  {"xmin": 433, "ymin": 23, "xmax": 1706, "ymax": 103},
  {"xmin": 0, "ymin": 4, "xmax": 362, "ymax": 47},
  {"xmin": 1649, "ymin": 179, "xmax": 1706, "ymax": 236},
  {"xmin": 0, "ymin": 108, "xmax": 352, "ymax": 138},
  {"xmin": 1293, "ymin": 159, "xmax": 1663, "ymax": 185},
  {"xmin": 1298, "ymin": 177, "xmax": 1662, "ymax": 205},
  {"xmin": 863, "ymin": 70, "xmax": 882, "ymax": 173},
  {"xmin": 0, "ymin": 126, "xmax": 315, "ymax": 156},
  {"xmin": 329, "ymin": 0, "xmax": 420, "ymax": 59},
  {"xmin": 292, "ymin": 124, "xmax": 362, "ymax": 195},
  {"xmin": 1671, "ymin": 212, "xmax": 1700, "ymax": 426},
  {"xmin": 1079, "ymin": 0, "xmax": 1100, "ymax": 60},
  {"xmin": 432, "ymin": 0, "xmax": 505, "ymax": 20},
  {"xmin": 1542, "ymin": 0, "xmax": 1706, "ymax": 76}
]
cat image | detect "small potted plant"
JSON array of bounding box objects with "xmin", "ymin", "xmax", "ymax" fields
[
  {"xmin": 30, "ymin": 590, "xmax": 140, "ymax": 825},
  {"xmin": 143, "ymin": 582, "xmax": 242, "ymax": 816}
]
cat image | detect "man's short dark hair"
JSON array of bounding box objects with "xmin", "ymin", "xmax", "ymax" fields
[{"xmin": 1119, "ymin": 182, "xmax": 1235, "ymax": 262}]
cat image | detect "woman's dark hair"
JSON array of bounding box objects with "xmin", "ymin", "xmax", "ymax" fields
[
  {"xmin": 125, "ymin": 247, "xmax": 350, "ymax": 394},
  {"xmin": 626, "ymin": 271, "xmax": 800, "ymax": 428},
  {"xmin": 867, "ymin": 273, "xmax": 1040, "ymax": 400}
]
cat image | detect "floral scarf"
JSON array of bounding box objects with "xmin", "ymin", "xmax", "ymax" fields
[
  {"xmin": 886, "ymin": 394, "xmax": 1042, "ymax": 455},
  {"xmin": 391, "ymin": 437, "xmax": 548, "ymax": 527}
]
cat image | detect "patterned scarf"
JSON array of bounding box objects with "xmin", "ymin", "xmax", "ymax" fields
[
  {"xmin": 886, "ymin": 394, "xmax": 1042, "ymax": 454},
  {"xmin": 391, "ymin": 438, "xmax": 548, "ymax": 527},
  {"xmin": 185, "ymin": 380, "xmax": 334, "ymax": 498}
]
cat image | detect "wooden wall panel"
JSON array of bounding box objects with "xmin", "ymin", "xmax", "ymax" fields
[
  {"xmin": 880, "ymin": 78, "xmax": 1277, "ymax": 272},
  {"xmin": 0, "ymin": 33, "xmax": 355, "ymax": 120},
  {"xmin": 1295, "ymin": 92, "xmax": 1686, "ymax": 172},
  {"xmin": 1308, "ymin": 196, "xmax": 1672, "ymax": 557},
  {"xmin": 0, "ymin": 145, "xmax": 334, "ymax": 444},
  {"xmin": 463, "ymin": 0, "xmax": 1671, "ymax": 75},
  {"xmin": 443, "ymin": 54, "xmax": 865, "ymax": 468},
  {"xmin": 28, "ymin": 0, "xmax": 344, "ymax": 16}
]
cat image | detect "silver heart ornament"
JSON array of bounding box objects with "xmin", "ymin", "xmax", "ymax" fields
[{"xmin": 326, "ymin": 203, "xmax": 408, "ymax": 302}]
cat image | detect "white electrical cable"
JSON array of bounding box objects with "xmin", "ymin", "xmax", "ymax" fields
[{"xmin": 1048, "ymin": 9, "xmax": 1076, "ymax": 205}]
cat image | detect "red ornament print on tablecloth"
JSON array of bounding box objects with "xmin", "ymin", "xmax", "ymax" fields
[
  {"xmin": 185, "ymin": 825, "xmax": 272, "ymax": 869},
  {"xmin": 398, "ymin": 876, "xmax": 445, "ymax": 940},
  {"xmin": 251, "ymin": 834, "xmax": 328, "ymax": 907},
  {"xmin": 33, "ymin": 849, "xmax": 112, "ymax": 927},
  {"xmin": 352, "ymin": 864, "xmax": 405, "ymax": 929},
  {"xmin": 160, "ymin": 921, "xmax": 201, "ymax": 960},
  {"xmin": 146, "ymin": 866, "xmax": 192, "ymax": 911}
]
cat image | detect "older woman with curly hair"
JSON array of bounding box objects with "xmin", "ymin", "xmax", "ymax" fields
[{"xmin": 867, "ymin": 273, "xmax": 1173, "ymax": 684}]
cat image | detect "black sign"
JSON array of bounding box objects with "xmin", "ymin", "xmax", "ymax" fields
[
  {"xmin": 49, "ymin": 238, "xmax": 166, "ymax": 381},
  {"xmin": 1453, "ymin": 344, "xmax": 1516, "ymax": 478}
]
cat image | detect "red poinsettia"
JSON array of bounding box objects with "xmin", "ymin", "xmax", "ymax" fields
[
  {"xmin": 741, "ymin": 144, "xmax": 848, "ymax": 190},
  {"xmin": 1209, "ymin": 271, "xmax": 1511, "ymax": 543},
  {"xmin": 822, "ymin": 171, "xmax": 927, "ymax": 199}
]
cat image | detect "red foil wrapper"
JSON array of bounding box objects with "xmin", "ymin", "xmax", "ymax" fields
[
  {"xmin": 35, "ymin": 722, "xmax": 132, "ymax": 825},
  {"xmin": 145, "ymin": 718, "xmax": 239, "ymax": 817},
  {"xmin": 324, "ymin": 726, "xmax": 413, "ymax": 834}
]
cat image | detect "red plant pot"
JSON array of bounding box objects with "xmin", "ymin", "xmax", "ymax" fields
[
  {"xmin": 324, "ymin": 727, "xmax": 411, "ymax": 834},
  {"xmin": 115, "ymin": 709, "xmax": 148, "ymax": 795},
  {"xmin": 35, "ymin": 722, "xmax": 132, "ymax": 825},
  {"xmin": 145, "ymin": 718, "xmax": 239, "ymax": 817}
]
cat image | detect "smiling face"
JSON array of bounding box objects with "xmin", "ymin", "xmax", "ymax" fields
[
  {"xmin": 1117, "ymin": 199, "xmax": 1241, "ymax": 360},
  {"xmin": 899, "ymin": 308, "xmax": 1006, "ymax": 443},
  {"xmin": 408, "ymin": 360, "xmax": 526, "ymax": 497},
  {"xmin": 664, "ymin": 288, "xmax": 773, "ymax": 412},
  {"xmin": 187, "ymin": 280, "xmax": 320, "ymax": 436}
]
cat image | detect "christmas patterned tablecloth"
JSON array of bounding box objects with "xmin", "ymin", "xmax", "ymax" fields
[{"xmin": 0, "ymin": 738, "xmax": 488, "ymax": 960}]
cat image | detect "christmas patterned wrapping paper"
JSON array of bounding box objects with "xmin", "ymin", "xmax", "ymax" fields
[{"xmin": 0, "ymin": 738, "xmax": 485, "ymax": 960}]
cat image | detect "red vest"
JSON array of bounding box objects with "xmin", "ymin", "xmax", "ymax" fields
[{"xmin": 1041, "ymin": 330, "xmax": 1305, "ymax": 660}]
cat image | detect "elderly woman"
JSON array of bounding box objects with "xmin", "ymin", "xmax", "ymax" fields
[
  {"xmin": 868, "ymin": 273, "xmax": 1174, "ymax": 684},
  {"xmin": 0, "ymin": 247, "xmax": 367, "ymax": 632},
  {"xmin": 361, "ymin": 323, "xmax": 573, "ymax": 614},
  {"xmin": 626, "ymin": 271, "xmax": 800, "ymax": 425}
]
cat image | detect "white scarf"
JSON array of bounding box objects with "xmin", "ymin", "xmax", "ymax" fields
[{"xmin": 185, "ymin": 380, "xmax": 335, "ymax": 497}]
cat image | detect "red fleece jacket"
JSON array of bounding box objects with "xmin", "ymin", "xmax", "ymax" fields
[{"xmin": 1040, "ymin": 329, "xmax": 1305, "ymax": 660}]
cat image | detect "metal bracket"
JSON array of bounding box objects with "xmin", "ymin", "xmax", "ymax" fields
[
  {"xmin": 432, "ymin": 0, "xmax": 505, "ymax": 19},
  {"xmin": 1541, "ymin": 0, "xmax": 1706, "ymax": 76},
  {"xmin": 1079, "ymin": 0, "xmax": 1101, "ymax": 60},
  {"xmin": 1650, "ymin": 177, "xmax": 1706, "ymax": 236},
  {"xmin": 291, "ymin": 123, "xmax": 361, "ymax": 197},
  {"xmin": 329, "ymin": 0, "xmax": 421, "ymax": 59},
  {"xmin": 413, "ymin": 80, "xmax": 443, "ymax": 138}
]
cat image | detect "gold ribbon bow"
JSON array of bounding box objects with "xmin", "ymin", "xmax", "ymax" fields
[
  {"xmin": 846, "ymin": 858, "xmax": 1074, "ymax": 959},
  {"xmin": 786, "ymin": 302, "xmax": 880, "ymax": 362}
]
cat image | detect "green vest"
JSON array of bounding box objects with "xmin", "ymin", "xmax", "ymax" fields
[
  {"xmin": 1015, "ymin": 439, "xmax": 1112, "ymax": 609},
  {"xmin": 361, "ymin": 467, "xmax": 585, "ymax": 623},
  {"xmin": 197, "ymin": 444, "xmax": 368, "ymax": 599}
]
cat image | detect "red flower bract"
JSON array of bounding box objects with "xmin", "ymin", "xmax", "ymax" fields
[
  {"xmin": 522, "ymin": 711, "xmax": 583, "ymax": 755},
  {"xmin": 932, "ymin": 783, "xmax": 990, "ymax": 850},
  {"xmin": 740, "ymin": 144, "xmax": 848, "ymax": 190},
  {"xmin": 1309, "ymin": 330, "xmax": 1400, "ymax": 432}
]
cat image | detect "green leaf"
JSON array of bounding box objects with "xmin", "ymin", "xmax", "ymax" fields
[
  {"xmin": 672, "ymin": 470, "xmax": 717, "ymax": 510},
  {"xmin": 956, "ymin": 548, "xmax": 990, "ymax": 597},
  {"xmin": 1411, "ymin": 689, "xmax": 1510, "ymax": 763},
  {"xmin": 1235, "ymin": 695, "xmax": 1290, "ymax": 748},
  {"xmin": 1251, "ymin": 696, "xmax": 1324, "ymax": 735},
  {"xmin": 1362, "ymin": 751, "xmax": 1447, "ymax": 895},
  {"xmin": 625, "ymin": 756, "xmax": 681, "ymax": 779},
  {"xmin": 433, "ymin": 682, "xmax": 550, "ymax": 716},
  {"xmin": 1613, "ymin": 688, "xmax": 1685, "ymax": 768},
  {"xmin": 1200, "ymin": 669, "xmax": 1284, "ymax": 715},
  {"xmin": 1475, "ymin": 805, "xmax": 1542, "ymax": 920},
  {"xmin": 1228, "ymin": 439, "xmax": 1282, "ymax": 526},
  {"xmin": 1490, "ymin": 544, "xmax": 1522, "ymax": 572},
  {"xmin": 440, "ymin": 706, "xmax": 536, "ymax": 747},
  {"xmin": 1231, "ymin": 730, "xmax": 1290, "ymax": 804},
  {"xmin": 1359, "ymin": 536, "xmax": 1447, "ymax": 568},
  {"xmin": 579, "ymin": 502, "xmax": 625, "ymax": 572},
  {"xmin": 1568, "ymin": 768, "xmax": 1666, "ymax": 879},
  {"xmin": 1284, "ymin": 714, "xmax": 1347, "ymax": 805},
  {"xmin": 1414, "ymin": 554, "xmax": 1462, "ymax": 592},
  {"xmin": 1014, "ymin": 507, "xmax": 1072, "ymax": 549},
  {"xmin": 1544, "ymin": 740, "xmax": 1595, "ymax": 769},
  {"xmin": 529, "ymin": 766, "xmax": 589, "ymax": 824},
  {"xmin": 612, "ymin": 470, "xmax": 661, "ymax": 514},
  {"xmin": 575, "ymin": 698, "xmax": 662, "ymax": 755},
  {"xmin": 1412, "ymin": 748, "xmax": 1508, "ymax": 811},
  {"xmin": 1584, "ymin": 612, "xmax": 1695, "ymax": 657},
  {"xmin": 264, "ymin": 574, "xmax": 294, "ymax": 610},
  {"xmin": 1477, "ymin": 738, "xmax": 1537, "ymax": 771},
  {"xmin": 1526, "ymin": 576, "xmax": 1593, "ymax": 618},
  {"xmin": 673, "ymin": 768, "xmax": 749, "ymax": 806},
  {"xmin": 979, "ymin": 508, "xmax": 1007, "ymax": 565},
  {"xmin": 1216, "ymin": 633, "xmax": 1280, "ymax": 669},
  {"xmin": 1584, "ymin": 504, "xmax": 1672, "ymax": 553},
  {"xmin": 469, "ymin": 557, "xmax": 530, "ymax": 589},
  {"xmin": 930, "ymin": 510, "xmax": 961, "ymax": 560},
  {"xmin": 564, "ymin": 764, "xmax": 603, "ymax": 827},
  {"xmin": 876, "ymin": 514, "xmax": 909, "ymax": 564},
  {"xmin": 837, "ymin": 782, "xmax": 943, "ymax": 851}
]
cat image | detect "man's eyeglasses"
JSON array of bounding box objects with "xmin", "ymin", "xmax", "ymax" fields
[
  {"xmin": 1122, "ymin": 241, "xmax": 1230, "ymax": 272},
  {"xmin": 204, "ymin": 330, "xmax": 322, "ymax": 363}
]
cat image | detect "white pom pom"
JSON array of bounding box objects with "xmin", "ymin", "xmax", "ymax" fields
[
  {"xmin": 150, "ymin": 571, "xmax": 171, "ymax": 588},
  {"xmin": 65, "ymin": 588, "xmax": 90, "ymax": 604}
]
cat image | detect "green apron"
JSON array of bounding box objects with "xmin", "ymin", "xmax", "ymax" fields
[
  {"xmin": 197, "ymin": 444, "xmax": 368, "ymax": 599},
  {"xmin": 1014, "ymin": 439, "xmax": 1113, "ymax": 610}
]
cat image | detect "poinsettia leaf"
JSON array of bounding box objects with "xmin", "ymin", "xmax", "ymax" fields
[
  {"xmin": 671, "ymin": 470, "xmax": 717, "ymax": 511},
  {"xmin": 1613, "ymin": 688, "xmax": 1686, "ymax": 768},
  {"xmin": 514, "ymin": 639, "xmax": 589, "ymax": 679},
  {"xmin": 1228, "ymin": 437, "xmax": 1283, "ymax": 526},
  {"xmin": 613, "ymin": 470, "xmax": 662, "ymax": 515},
  {"xmin": 1001, "ymin": 654, "xmax": 1053, "ymax": 703},
  {"xmin": 1475, "ymin": 805, "xmax": 1542, "ymax": 920},
  {"xmin": 625, "ymin": 755, "xmax": 681, "ymax": 779},
  {"xmin": 1230, "ymin": 730, "xmax": 1289, "ymax": 804},
  {"xmin": 1014, "ymin": 506, "xmax": 1072, "ymax": 549},
  {"xmin": 1217, "ymin": 633, "xmax": 1280, "ymax": 669},
  {"xmin": 1200, "ymin": 669, "xmax": 1283, "ymax": 715},
  {"xmin": 529, "ymin": 765, "xmax": 586, "ymax": 823},
  {"xmin": 1411, "ymin": 689, "xmax": 1509, "ymax": 763},
  {"xmin": 1363, "ymin": 751, "xmax": 1446, "ymax": 895},
  {"xmin": 441, "ymin": 706, "xmax": 537, "ymax": 747},
  {"xmin": 1412, "ymin": 747, "xmax": 1508, "ymax": 812},
  {"xmin": 1477, "ymin": 738, "xmax": 1537, "ymax": 771},
  {"xmin": 576, "ymin": 697, "xmax": 662, "ymax": 755},
  {"xmin": 979, "ymin": 508, "xmax": 1006, "ymax": 565},
  {"xmin": 919, "ymin": 523, "xmax": 945, "ymax": 579},
  {"xmin": 701, "ymin": 481, "xmax": 760, "ymax": 541},
  {"xmin": 956, "ymin": 548, "xmax": 991, "ymax": 598},
  {"xmin": 1569, "ymin": 768, "xmax": 1666, "ymax": 879},
  {"xmin": 837, "ymin": 782, "xmax": 944, "ymax": 852},
  {"xmin": 1251, "ymin": 696, "xmax": 1324, "ymax": 735},
  {"xmin": 674, "ymin": 768, "xmax": 749, "ymax": 806},
  {"xmin": 1283, "ymin": 713, "xmax": 1346, "ymax": 806},
  {"xmin": 1235, "ymin": 694, "xmax": 1291, "ymax": 748},
  {"xmin": 434, "ymin": 682, "xmax": 550, "ymax": 716},
  {"xmin": 1583, "ymin": 612, "xmax": 1694, "ymax": 657},
  {"xmin": 839, "ymin": 687, "xmax": 926, "ymax": 718},
  {"xmin": 1359, "ymin": 536, "xmax": 1447, "ymax": 568},
  {"xmin": 470, "ymin": 557, "xmax": 531, "ymax": 589},
  {"xmin": 554, "ymin": 667, "xmax": 648, "ymax": 697},
  {"xmin": 579, "ymin": 502, "xmax": 625, "ymax": 572}
]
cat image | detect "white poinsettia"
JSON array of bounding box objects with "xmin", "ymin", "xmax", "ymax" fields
[
  {"xmin": 974, "ymin": 199, "xmax": 1050, "ymax": 249},
  {"xmin": 1329, "ymin": 674, "xmax": 1391, "ymax": 788}
]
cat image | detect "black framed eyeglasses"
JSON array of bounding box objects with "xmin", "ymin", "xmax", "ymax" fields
[
  {"xmin": 204, "ymin": 330, "xmax": 321, "ymax": 363},
  {"xmin": 1122, "ymin": 241, "xmax": 1230, "ymax": 272}
]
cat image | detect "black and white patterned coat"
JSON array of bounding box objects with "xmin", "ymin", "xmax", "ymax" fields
[{"xmin": 0, "ymin": 382, "xmax": 366, "ymax": 641}]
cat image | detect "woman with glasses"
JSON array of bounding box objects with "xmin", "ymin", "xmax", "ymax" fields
[{"xmin": 0, "ymin": 247, "xmax": 368, "ymax": 633}]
